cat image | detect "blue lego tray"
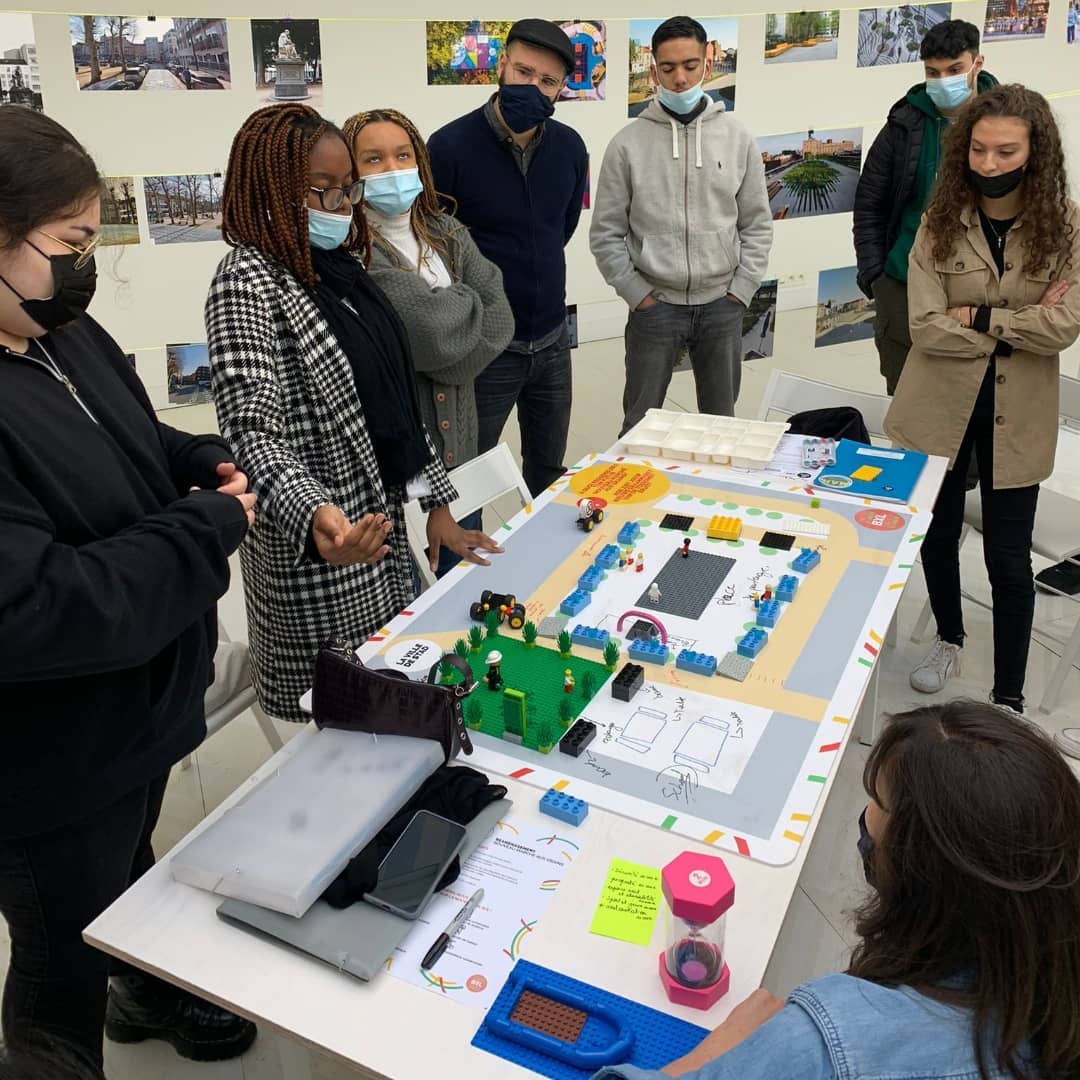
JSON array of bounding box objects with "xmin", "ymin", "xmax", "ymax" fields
[
  {"xmin": 472, "ymin": 960, "xmax": 708, "ymax": 1080},
  {"xmin": 813, "ymin": 438, "xmax": 927, "ymax": 504}
]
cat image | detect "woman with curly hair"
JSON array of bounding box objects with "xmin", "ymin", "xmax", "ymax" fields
[
  {"xmin": 342, "ymin": 108, "xmax": 513, "ymax": 578},
  {"xmin": 885, "ymin": 84, "xmax": 1080, "ymax": 711}
]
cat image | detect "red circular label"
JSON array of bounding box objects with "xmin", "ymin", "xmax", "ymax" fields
[
  {"xmin": 855, "ymin": 508, "xmax": 906, "ymax": 532},
  {"xmin": 466, "ymin": 974, "xmax": 488, "ymax": 993}
]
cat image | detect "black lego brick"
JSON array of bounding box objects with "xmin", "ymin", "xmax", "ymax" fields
[
  {"xmin": 611, "ymin": 661, "xmax": 645, "ymax": 702},
  {"xmin": 559, "ymin": 718, "xmax": 597, "ymax": 757},
  {"xmin": 659, "ymin": 512, "xmax": 695, "ymax": 532},
  {"xmin": 759, "ymin": 531, "xmax": 795, "ymax": 551}
]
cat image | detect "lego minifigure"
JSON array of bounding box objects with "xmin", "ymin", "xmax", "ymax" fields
[
  {"xmin": 563, "ymin": 668, "xmax": 576, "ymax": 694},
  {"xmin": 752, "ymin": 591, "xmax": 760, "ymax": 610},
  {"xmin": 681, "ymin": 538, "xmax": 691, "ymax": 558},
  {"xmin": 485, "ymin": 650, "xmax": 503, "ymax": 692},
  {"xmin": 635, "ymin": 553, "xmax": 644, "ymax": 574},
  {"xmin": 762, "ymin": 585, "xmax": 773, "ymax": 602},
  {"xmin": 647, "ymin": 581, "xmax": 662, "ymax": 603}
]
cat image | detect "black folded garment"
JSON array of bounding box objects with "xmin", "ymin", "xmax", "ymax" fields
[{"xmin": 322, "ymin": 765, "xmax": 508, "ymax": 908}]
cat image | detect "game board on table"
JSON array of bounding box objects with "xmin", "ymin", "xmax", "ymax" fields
[{"xmin": 359, "ymin": 455, "xmax": 931, "ymax": 866}]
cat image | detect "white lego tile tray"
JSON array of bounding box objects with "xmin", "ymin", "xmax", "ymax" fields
[{"xmin": 622, "ymin": 409, "xmax": 790, "ymax": 469}]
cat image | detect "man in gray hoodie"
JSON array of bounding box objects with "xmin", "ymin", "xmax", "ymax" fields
[{"xmin": 590, "ymin": 16, "xmax": 773, "ymax": 435}]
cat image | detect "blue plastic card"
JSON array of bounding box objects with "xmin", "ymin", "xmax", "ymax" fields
[{"xmin": 813, "ymin": 438, "xmax": 927, "ymax": 503}]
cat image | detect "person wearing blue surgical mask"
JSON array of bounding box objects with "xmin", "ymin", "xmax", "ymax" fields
[
  {"xmin": 206, "ymin": 104, "xmax": 503, "ymax": 726},
  {"xmin": 344, "ymin": 108, "xmax": 513, "ymax": 579},
  {"xmin": 854, "ymin": 19, "xmax": 997, "ymax": 397}
]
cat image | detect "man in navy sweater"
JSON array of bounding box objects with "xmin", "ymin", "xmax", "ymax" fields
[{"xmin": 429, "ymin": 18, "xmax": 588, "ymax": 496}]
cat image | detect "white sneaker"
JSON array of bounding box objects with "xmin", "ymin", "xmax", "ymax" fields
[
  {"xmin": 1054, "ymin": 728, "xmax": 1080, "ymax": 760},
  {"xmin": 910, "ymin": 638, "xmax": 962, "ymax": 694}
]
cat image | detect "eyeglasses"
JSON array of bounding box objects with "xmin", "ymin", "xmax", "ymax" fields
[
  {"xmin": 38, "ymin": 230, "xmax": 100, "ymax": 270},
  {"xmin": 309, "ymin": 180, "xmax": 365, "ymax": 212},
  {"xmin": 508, "ymin": 62, "xmax": 563, "ymax": 93}
]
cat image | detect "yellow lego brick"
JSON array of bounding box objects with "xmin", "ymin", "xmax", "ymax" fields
[
  {"xmin": 706, "ymin": 515, "xmax": 742, "ymax": 541},
  {"xmin": 851, "ymin": 465, "xmax": 882, "ymax": 482}
]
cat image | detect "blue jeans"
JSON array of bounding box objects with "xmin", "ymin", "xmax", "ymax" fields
[{"xmin": 475, "ymin": 327, "xmax": 572, "ymax": 497}]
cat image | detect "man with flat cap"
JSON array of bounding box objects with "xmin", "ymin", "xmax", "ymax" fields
[{"xmin": 429, "ymin": 19, "xmax": 589, "ymax": 498}]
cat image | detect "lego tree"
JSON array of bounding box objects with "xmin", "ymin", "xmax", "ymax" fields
[
  {"xmin": 522, "ymin": 620, "xmax": 538, "ymax": 649},
  {"xmin": 439, "ymin": 660, "xmax": 455, "ymax": 685},
  {"xmin": 454, "ymin": 638, "xmax": 470, "ymax": 660},
  {"xmin": 581, "ymin": 670, "xmax": 597, "ymax": 701},
  {"xmin": 558, "ymin": 697, "xmax": 573, "ymax": 728},
  {"xmin": 466, "ymin": 697, "xmax": 484, "ymax": 730},
  {"xmin": 536, "ymin": 719, "xmax": 557, "ymax": 754},
  {"xmin": 485, "ymin": 608, "xmax": 501, "ymax": 638},
  {"xmin": 468, "ymin": 625, "xmax": 485, "ymax": 653},
  {"xmin": 557, "ymin": 629, "xmax": 572, "ymax": 658},
  {"xmin": 603, "ymin": 639, "xmax": 620, "ymax": 671}
]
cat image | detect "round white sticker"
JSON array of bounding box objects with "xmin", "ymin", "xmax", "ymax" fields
[
  {"xmin": 688, "ymin": 869, "xmax": 712, "ymax": 888},
  {"xmin": 383, "ymin": 639, "xmax": 443, "ymax": 678}
]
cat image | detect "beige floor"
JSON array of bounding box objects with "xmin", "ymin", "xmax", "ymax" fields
[{"xmin": 3, "ymin": 330, "xmax": 1079, "ymax": 1079}]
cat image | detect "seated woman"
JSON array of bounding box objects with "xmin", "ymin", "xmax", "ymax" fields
[
  {"xmin": 206, "ymin": 104, "xmax": 501, "ymax": 723},
  {"xmin": 885, "ymin": 84, "xmax": 1080, "ymax": 711},
  {"xmin": 593, "ymin": 700, "xmax": 1080, "ymax": 1078},
  {"xmin": 342, "ymin": 108, "xmax": 514, "ymax": 577}
]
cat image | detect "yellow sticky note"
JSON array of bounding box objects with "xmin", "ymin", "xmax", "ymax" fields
[
  {"xmin": 851, "ymin": 465, "xmax": 882, "ymax": 482},
  {"xmin": 589, "ymin": 858, "xmax": 662, "ymax": 946}
]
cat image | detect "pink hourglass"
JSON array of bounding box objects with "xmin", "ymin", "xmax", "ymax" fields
[{"xmin": 658, "ymin": 851, "xmax": 734, "ymax": 1010}]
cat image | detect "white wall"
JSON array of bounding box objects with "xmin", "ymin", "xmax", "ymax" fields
[{"xmin": 25, "ymin": 0, "xmax": 1080, "ymax": 430}]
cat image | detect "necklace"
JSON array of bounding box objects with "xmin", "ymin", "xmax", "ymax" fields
[{"xmin": 981, "ymin": 210, "xmax": 1011, "ymax": 252}]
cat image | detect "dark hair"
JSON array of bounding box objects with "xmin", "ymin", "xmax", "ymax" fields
[
  {"xmin": 920, "ymin": 18, "xmax": 981, "ymax": 60},
  {"xmin": 341, "ymin": 108, "xmax": 463, "ymax": 276},
  {"xmin": 848, "ymin": 700, "xmax": 1080, "ymax": 1079},
  {"xmin": 926, "ymin": 84, "xmax": 1073, "ymax": 276},
  {"xmin": 651, "ymin": 16, "xmax": 707, "ymax": 55},
  {"xmin": 221, "ymin": 104, "xmax": 369, "ymax": 287},
  {"xmin": 0, "ymin": 110, "xmax": 100, "ymax": 252}
]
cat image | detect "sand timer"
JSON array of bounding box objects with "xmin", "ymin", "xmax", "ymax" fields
[{"xmin": 658, "ymin": 851, "xmax": 734, "ymax": 1009}]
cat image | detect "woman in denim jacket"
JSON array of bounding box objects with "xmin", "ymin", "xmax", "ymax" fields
[{"xmin": 594, "ymin": 701, "xmax": 1080, "ymax": 1079}]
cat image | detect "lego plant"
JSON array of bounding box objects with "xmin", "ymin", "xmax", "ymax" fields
[
  {"xmin": 557, "ymin": 629, "xmax": 572, "ymax": 658},
  {"xmin": 522, "ymin": 620, "xmax": 538, "ymax": 648},
  {"xmin": 536, "ymin": 720, "xmax": 557, "ymax": 754},
  {"xmin": 466, "ymin": 697, "xmax": 484, "ymax": 730},
  {"xmin": 558, "ymin": 697, "xmax": 573, "ymax": 728},
  {"xmin": 439, "ymin": 660, "xmax": 455, "ymax": 685},
  {"xmin": 485, "ymin": 608, "xmax": 501, "ymax": 638},
  {"xmin": 581, "ymin": 670, "xmax": 597, "ymax": 701},
  {"xmin": 468, "ymin": 625, "xmax": 484, "ymax": 653},
  {"xmin": 454, "ymin": 638, "xmax": 470, "ymax": 659},
  {"xmin": 603, "ymin": 639, "xmax": 620, "ymax": 671}
]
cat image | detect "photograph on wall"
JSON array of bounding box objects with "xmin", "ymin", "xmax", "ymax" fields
[
  {"xmin": 816, "ymin": 266, "xmax": 876, "ymax": 346},
  {"xmin": 628, "ymin": 17, "xmax": 737, "ymax": 118},
  {"xmin": 70, "ymin": 16, "xmax": 230, "ymax": 91},
  {"xmin": 857, "ymin": 4, "xmax": 951, "ymax": 65},
  {"xmin": 764, "ymin": 10, "xmax": 841, "ymax": 63},
  {"xmin": 251, "ymin": 19, "xmax": 322, "ymax": 107},
  {"xmin": 758, "ymin": 127, "xmax": 863, "ymax": 219},
  {"xmin": 742, "ymin": 279, "xmax": 778, "ymax": 360},
  {"xmin": 1069, "ymin": 0, "xmax": 1078, "ymax": 41},
  {"xmin": 100, "ymin": 177, "xmax": 140, "ymax": 246},
  {"xmin": 0, "ymin": 15, "xmax": 43, "ymax": 111},
  {"xmin": 983, "ymin": 0, "xmax": 1049, "ymax": 39},
  {"xmin": 559, "ymin": 20, "xmax": 606, "ymax": 101},
  {"xmin": 167, "ymin": 343, "xmax": 213, "ymax": 406},
  {"xmin": 144, "ymin": 174, "xmax": 223, "ymax": 244}
]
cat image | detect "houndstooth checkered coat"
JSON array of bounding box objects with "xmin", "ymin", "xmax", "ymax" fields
[{"xmin": 205, "ymin": 245, "xmax": 457, "ymax": 721}]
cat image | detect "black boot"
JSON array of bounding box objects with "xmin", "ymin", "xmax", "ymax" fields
[{"xmin": 105, "ymin": 973, "xmax": 257, "ymax": 1061}]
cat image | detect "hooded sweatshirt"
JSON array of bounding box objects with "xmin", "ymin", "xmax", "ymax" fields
[{"xmin": 590, "ymin": 97, "xmax": 773, "ymax": 309}]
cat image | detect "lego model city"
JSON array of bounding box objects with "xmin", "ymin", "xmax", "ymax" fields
[{"xmin": 359, "ymin": 456, "xmax": 931, "ymax": 866}]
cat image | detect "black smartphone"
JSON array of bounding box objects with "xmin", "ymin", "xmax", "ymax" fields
[{"xmin": 362, "ymin": 810, "xmax": 468, "ymax": 920}]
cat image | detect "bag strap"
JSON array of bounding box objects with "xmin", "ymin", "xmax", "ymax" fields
[{"xmin": 426, "ymin": 652, "xmax": 477, "ymax": 693}]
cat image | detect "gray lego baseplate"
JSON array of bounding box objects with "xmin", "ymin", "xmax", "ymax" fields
[
  {"xmin": 635, "ymin": 549, "xmax": 736, "ymax": 620},
  {"xmin": 716, "ymin": 651, "xmax": 754, "ymax": 682},
  {"xmin": 537, "ymin": 614, "xmax": 569, "ymax": 639}
]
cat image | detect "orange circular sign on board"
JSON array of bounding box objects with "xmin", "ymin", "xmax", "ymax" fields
[
  {"xmin": 466, "ymin": 974, "xmax": 488, "ymax": 993},
  {"xmin": 855, "ymin": 508, "xmax": 906, "ymax": 532},
  {"xmin": 569, "ymin": 462, "xmax": 670, "ymax": 504}
]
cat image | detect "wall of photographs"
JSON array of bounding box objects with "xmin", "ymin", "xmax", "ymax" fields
[{"xmin": 3, "ymin": 0, "xmax": 1079, "ymax": 416}]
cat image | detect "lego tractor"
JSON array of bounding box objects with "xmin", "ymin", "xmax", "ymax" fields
[
  {"xmin": 469, "ymin": 589, "xmax": 527, "ymax": 630},
  {"xmin": 576, "ymin": 497, "xmax": 607, "ymax": 532}
]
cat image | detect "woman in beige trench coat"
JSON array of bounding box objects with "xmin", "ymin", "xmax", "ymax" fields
[{"xmin": 885, "ymin": 84, "xmax": 1080, "ymax": 711}]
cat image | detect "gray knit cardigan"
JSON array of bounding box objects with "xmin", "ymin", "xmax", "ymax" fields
[{"xmin": 366, "ymin": 213, "xmax": 514, "ymax": 469}]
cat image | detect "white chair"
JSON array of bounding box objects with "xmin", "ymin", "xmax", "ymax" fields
[
  {"xmin": 755, "ymin": 368, "xmax": 892, "ymax": 440},
  {"xmin": 404, "ymin": 443, "xmax": 533, "ymax": 590},
  {"xmin": 910, "ymin": 373, "xmax": 1080, "ymax": 714},
  {"xmin": 181, "ymin": 619, "xmax": 283, "ymax": 771}
]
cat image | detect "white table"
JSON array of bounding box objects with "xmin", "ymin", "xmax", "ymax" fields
[{"xmin": 85, "ymin": 450, "xmax": 948, "ymax": 1080}]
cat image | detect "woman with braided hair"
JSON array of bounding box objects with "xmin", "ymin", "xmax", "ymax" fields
[
  {"xmin": 207, "ymin": 104, "xmax": 502, "ymax": 722},
  {"xmin": 342, "ymin": 107, "xmax": 513, "ymax": 578}
]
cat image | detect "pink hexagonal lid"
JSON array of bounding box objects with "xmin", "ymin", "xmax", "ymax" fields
[{"xmin": 661, "ymin": 851, "xmax": 735, "ymax": 924}]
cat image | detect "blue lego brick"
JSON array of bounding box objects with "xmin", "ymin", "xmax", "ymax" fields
[
  {"xmin": 737, "ymin": 628, "xmax": 768, "ymax": 658},
  {"xmin": 560, "ymin": 590, "xmax": 591, "ymax": 617},
  {"xmin": 539, "ymin": 788, "xmax": 589, "ymax": 827},
  {"xmin": 577, "ymin": 567, "xmax": 604, "ymax": 593},
  {"xmin": 472, "ymin": 960, "xmax": 708, "ymax": 1080},
  {"xmin": 676, "ymin": 649, "xmax": 717, "ymax": 677},
  {"xmin": 617, "ymin": 521, "xmax": 641, "ymax": 546},
  {"xmin": 594, "ymin": 544, "xmax": 620, "ymax": 570},
  {"xmin": 776, "ymin": 574, "xmax": 799, "ymax": 603},
  {"xmin": 793, "ymin": 548, "xmax": 821, "ymax": 574},
  {"xmin": 571, "ymin": 624, "xmax": 610, "ymax": 650},
  {"xmin": 756, "ymin": 599, "xmax": 782, "ymax": 628},
  {"xmin": 628, "ymin": 637, "xmax": 669, "ymax": 665}
]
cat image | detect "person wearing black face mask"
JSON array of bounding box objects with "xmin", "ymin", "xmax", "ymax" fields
[
  {"xmin": 885, "ymin": 84, "xmax": 1080, "ymax": 715},
  {"xmin": 0, "ymin": 110, "xmax": 259, "ymax": 1072},
  {"xmin": 428, "ymin": 19, "xmax": 589, "ymax": 498}
]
